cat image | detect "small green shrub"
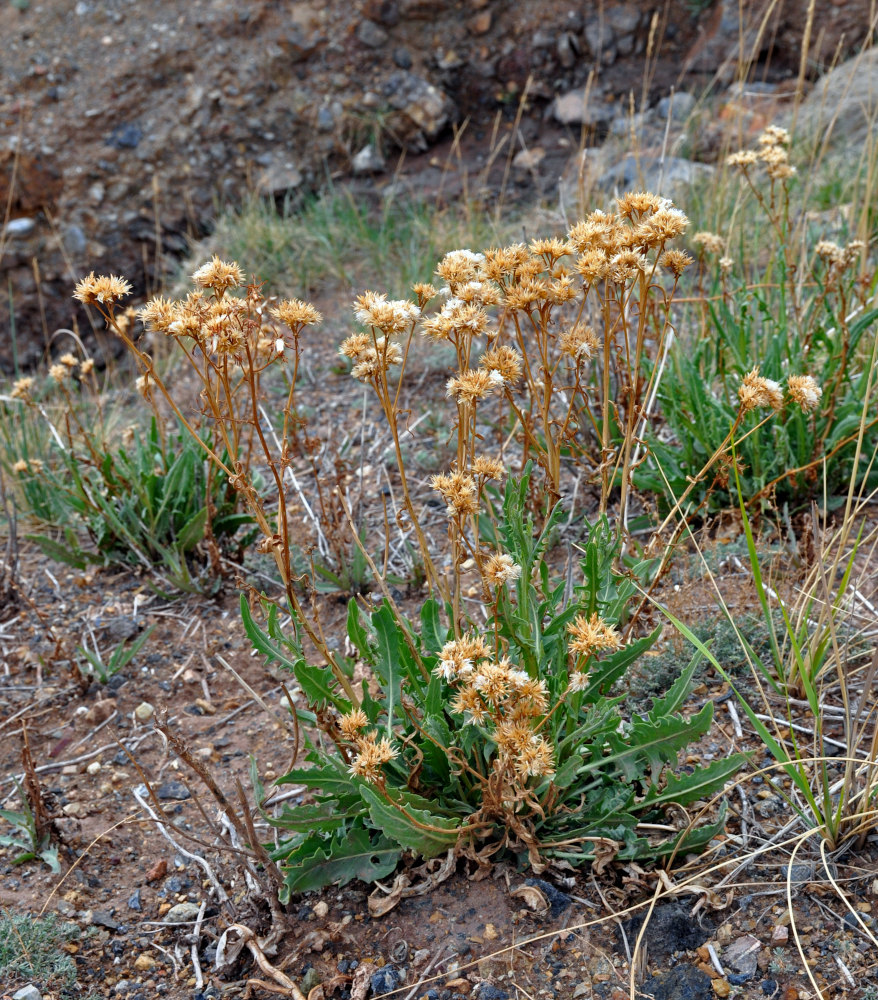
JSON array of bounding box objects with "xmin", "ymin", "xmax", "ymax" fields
[{"xmin": 0, "ymin": 912, "xmax": 78, "ymax": 986}]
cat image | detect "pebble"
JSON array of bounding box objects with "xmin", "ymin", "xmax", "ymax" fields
[
  {"xmin": 475, "ymin": 986, "xmax": 510, "ymax": 999},
  {"xmin": 722, "ymin": 935, "xmax": 760, "ymax": 979},
  {"xmin": 313, "ymin": 900, "xmax": 329, "ymax": 918},
  {"xmin": 524, "ymin": 877, "xmax": 571, "ymax": 918},
  {"xmin": 657, "ymin": 91, "xmax": 696, "ymax": 121},
  {"xmin": 86, "ymin": 698, "xmax": 117, "ymax": 725},
  {"xmin": 86, "ymin": 760, "xmax": 102, "ymax": 775},
  {"xmin": 157, "ymin": 780, "xmax": 190, "ymax": 800},
  {"xmin": 371, "ymin": 966, "xmax": 404, "ymax": 993},
  {"xmin": 134, "ymin": 953, "xmax": 156, "ymax": 971},
  {"xmin": 13, "ymin": 987, "xmax": 43, "ymax": 1000},
  {"xmin": 352, "ymin": 144, "xmax": 386, "ymax": 174},
  {"xmin": 4, "ymin": 217, "xmax": 36, "ymax": 237},
  {"xmin": 640, "ymin": 966, "xmax": 713, "ymax": 1000},
  {"xmin": 770, "ymin": 924, "xmax": 789, "ymax": 944},
  {"xmin": 134, "ymin": 701, "xmax": 154, "ymax": 722},
  {"xmin": 357, "ymin": 19, "xmax": 388, "ymax": 47},
  {"xmin": 552, "ymin": 87, "xmax": 614, "ymax": 127},
  {"xmin": 165, "ymin": 901, "xmax": 202, "ymax": 923},
  {"xmin": 127, "ymin": 889, "xmax": 142, "ymax": 911},
  {"xmin": 512, "ymin": 147, "xmax": 545, "ymax": 172},
  {"xmin": 91, "ymin": 909, "xmax": 120, "ymax": 931}
]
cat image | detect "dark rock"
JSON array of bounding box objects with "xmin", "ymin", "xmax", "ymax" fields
[
  {"xmin": 620, "ymin": 901, "xmax": 713, "ymax": 962},
  {"xmin": 371, "ymin": 966, "xmax": 403, "ymax": 993},
  {"xmin": 728, "ymin": 973, "xmax": 754, "ymax": 986},
  {"xmin": 357, "ymin": 19, "xmax": 388, "ymax": 48},
  {"xmin": 106, "ymin": 123, "xmax": 143, "ymax": 149},
  {"xmin": 640, "ymin": 965, "xmax": 712, "ymax": 1000},
  {"xmin": 524, "ymin": 878, "xmax": 571, "ymax": 918},
  {"xmin": 393, "ymin": 47, "xmax": 412, "ymax": 69},
  {"xmin": 761, "ymin": 980, "xmax": 778, "ymax": 996},
  {"xmin": 127, "ymin": 889, "xmax": 142, "ymax": 911},
  {"xmin": 382, "ymin": 71, "xmax": 456, "ymax": 152},
  {"xmin": 91, "ymin": 909, "xmax": 120, "ymax": 931},
  {"xmin": 722, "ymin": 935, "xmax": 760, "ymax": 978},
  {"xmin": 156, "ymin": 781, "xmax": 190, "ymax": 801},
  {"xmin": 475, "ymin": 987, "xmax": 510, "ymax": 1000}
]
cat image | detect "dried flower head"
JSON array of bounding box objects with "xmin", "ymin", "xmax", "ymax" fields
[
  {"xmin": 616, "ymin": 191, "xmax": 664, "ymax": 218},
  {"xmin": 472, "ymin": 455, "xmax": 506, "ymax": 481},
  {"xmin": 436, "ymin": 248, "xmax": 486, "ymax": 286},
  {"xmin": 479, "ymin": 345, "xmax": 523, "ymax": 385},
  {"xmin": 79, "ymin": 358, "xmax": 95, "ymax": 377},
  {"xmin": 567, "ymin": 613, "xmax": 622, "ymax": 656},
  {"xmin": 559, "ymin": 323, "xmax": 600, "ymax": 361},
  {"xmin": 758, "ymin": 125, "xmax": 790, "ymax": 148},
  {"xmin": 10, "ymin": 377, "xmax": 35, "ymax": 399},
  {"xmin": 49, "ymin": 363, "xmax": 68, "ymax": 382},
  {"xmin": 483, "ymin": 553, "xmax": 522, "ymax": 587},
  {"xmin": 59, "ymin": 353, "xmax": 79, "ymax": 369},
  {"xmin": 727, "ymin": 150, "xmax": 758, "ymax": 169},
  {"xmin": 191, "ymin": 256, "xmax": 245, "ymax": 294},
  {"xmin": 354, "ymin": 291, "xmax": 420, "ymax": 334},
  {"xmin": 692, "ymin": 232, "xmax": 726, "ymax": 255},
  {"xmin": 660, "ymin": 249, "xmax": 694, "ymax": 277},
  {"xmin": 719, "ymin": 256, "xmax": 734, "ymax": 274},
  {"xmin": 446, "ymin": 368, "xmax": 499, "ymax": 404},
  {"xmin": 787, "ymin": 374, "xmax": 822, "ymax": 412},
  {"xmin": 73, "ymin": 272, "xmax": 132, "ymax": 307},
  {"xmin": 339, "ymin": 708, "xmax": 370, "ymax": 741},
  {"xmin": 138, "ymin": 296, "xmax": 177, "ymax": 334},
  {"xmin": 273, "ymin": 299, "xmax": 322, "ymax": 330},
  {"xmin": 738, "ymin": 367, "xmax": 783, "ymax": 412},
  {"xmin": 347, "ymin": 732, "xmax": 398, "ymax": 782},
  {"xmin": 430, "ymin": 470, "xmax": 479, "ymax": 518}
]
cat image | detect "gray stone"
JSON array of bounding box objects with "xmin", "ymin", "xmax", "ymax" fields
[
  {"xmin": 4, "ymin": 217, "xmax": 36, "ymax": 237},
  {"xmin": 657, "ymin": 91, "xmax": 696, "ymax": 122},
  {"xmin": 392, "ymin": 47, "xmax": 412, "ymax": 69},
  {"xmin": 62, "ymin": 224, "xmax": 87, "ymax": 255},
  {"xmin": 352, "ymin": 144, "xmax": 386, "ymax": 174},
  {"xmin": 13, "ymin": 987, "xmax": 43, "ymax": 1000},
  {"xmin": 91, "ymin": 909, "xmax": 120, "ymax": 931},
  {"xmin": 356, "ymin": 19, "xmax": 388, "ymax": 48},
  {"xmin": 597, "ymin": 153, "xmax": 715, "ymax": 200},
  {"xmin": 683, "ymin": 0, "xmax": 765, "ymax": 82},
  {"xmin": 798, "ymin": 47, "xmax": 878, "ymax": 150},
  {"xmin": 156, "ymin": 780, "xmax": 190, "ymax": 801},
  {"xmin": 512, "ymin": 146, "xmax": 546, "ymax": 172},
  {"xmin": 165, "ymin": 901, "xmax": 202, "ymax": 923},
  {"xmin": 382, "ymin": 71, "xmax": 456, "ymax": 152},
  {"xmin": 722, "ymin": 934, "xmax": 760, "ymax": 978},
  {"xmin": 552, "ymin": 87, "xmax": 614, "ymax": 127},
  {"xmin": 556, "ymin": 31, "xmax": 578, "ymax": 68},
  {"xmin": 255, "ymin": 158, "xmax": 303, "ymax": 196}
]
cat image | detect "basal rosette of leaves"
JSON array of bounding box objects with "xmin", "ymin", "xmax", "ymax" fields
[{"xmin": 244, "ymin": 471, "xmax": 745, "ymax": 899}]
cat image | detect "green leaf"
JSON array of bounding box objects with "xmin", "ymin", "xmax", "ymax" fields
[
  {"xmin": 346, "ymin": 599, "xmax": 373, "ymax": 660},
  {"xmin": 176, "ymin": 507, "xmax": 208, "ymax": 552},
  {"xmin": 294, "ymin": 660, "xmax": 350, "ymax": 713},
  {"xmin": 240, "ymin": 594, "xmax": 299, "ymax": 671},
  {"xmin": 641, "ymin": 755, "xmax": 747, "ymax": 810},
  {"xmin": 648, "ymin": 647, "xmax": 703, "ymax": 720},
  {"xmin": 359, "ymin": 785, "xmax": 459, "ymax": 858},
  {"xmin": 278, "ymin": 826, "xmax": 400, "ymax": 895},
  {"xmin": 26, "ymin": 530, "xmax": 93, "ymax": 569}
]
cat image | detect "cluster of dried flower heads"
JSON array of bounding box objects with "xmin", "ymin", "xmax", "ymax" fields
[
  {"xmin": 727, "ymin": 125, "xmax": 796, "ymax": 181},
  {"xmin": 738, "ymin": 368, "xmax": 822, "ymax": 414}
]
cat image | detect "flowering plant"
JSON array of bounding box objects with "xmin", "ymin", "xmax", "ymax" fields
[{"xmin": 248, "ymin": 469, "xmax": 744, "ymax": 897}]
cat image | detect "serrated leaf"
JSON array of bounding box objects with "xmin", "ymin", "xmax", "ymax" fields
[
  {"xmin": 278, "ymin": 826, "xmax": 400, "ymax": 896},
  {"xmin": 641, "ymin": 755, "xmax": 746, "ymax": 810},
  {"xmin": 359, "ymin": 785, "xmax": 459, "ymax": 858}
]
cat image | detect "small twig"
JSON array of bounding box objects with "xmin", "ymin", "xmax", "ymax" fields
[
  {"xmin": 132, "ymin": 785, "xmax": 230, "ymax": 906},
  {"xmin": 190, "ymin": 899, "xmax": 208, "ymax": 991}
]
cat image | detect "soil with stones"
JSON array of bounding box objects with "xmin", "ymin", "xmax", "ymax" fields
[{"xmin": 1, "ymin": 0, "xmax": 875, "ymax": 369}]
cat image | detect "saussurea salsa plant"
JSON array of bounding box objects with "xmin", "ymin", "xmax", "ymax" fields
[{"xmin": 68, "ymin": 191, "xmax": 823, "ymax": 896}]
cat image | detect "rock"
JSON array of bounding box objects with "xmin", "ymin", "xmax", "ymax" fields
[
  {"xmin": 134, "ymin": 701, "xmax": 154, "ymax": 722},
  {"xmin": 106, "ymin": 123, "xmax": 143, "ymax": 149},
  {"xmin": 357, "ymin": 19, "xmax": 388, "ymax": 48},
  {"xmin": 525, "ymin": 878, "xmax": 571, "ymax": 918},
  {"xmin": 712, "ymin": 981, "xmax": 731, "ymax": 998},
  {"xmin": 352, "ymin": 144, "xmax": 386, "ymax": 174},
  {"xmin": 798, "ymin": 47, "xmax": 878, "ymax": 150},
  {"xmin": 85, "ymin": 698, "xmax": 117, "ymax": 725},
  {"xmin": 392, "ymin": 47, "xmax": 412, "ymax": 69},
  {"xmin": 371, "ymin": 966, "xmax": 404, "ymax": 993},
  {"xmin": 127, "ymin": 889, "xmax": 142, "ymax": 911},
  {"xmin": 165, "ymin": 902, "xmax": 202, "ymax": 923},
  {"xmin": 475, "ymin": 986, "xmax": 510, "ymax": 1000},
  {"xmin": 13, "ymin": 987, "xmax": 43, "ymax": 1000},
  {"xmin": 597, "ymin": 153, "xmax": 714, "ymax": 201},
  {"xmin": 382, "ymin": 71, "xmax": 456, "ymax": 152},
  {"xmin": 552, "ymin": 88, "xmax": 615, "ymax": 127},
  {"xmin": 157, "ymin": 780, "xmax": 190, "ymax": 800},
  {"xmin": 657, "ymin": 91, "xmax": 696, "ymax": 121},
  {"xmin": 556, "ymin": 31, "xmax": 578, "ymax": 68},
  {"xmin": 722, "ymin": 935, "xmax": 760, "ymax": 979},
  {"xmin": 621, "ymin": 901, "xmax": 714, "ymax": 963},
  {"xmin": 362, "ymin": 0, "xmax": 400, "ymax": 25},
  {"xmin": 4, "ymin": 217, "xmax": 36, "ymax": 237},
  {"xmin": 770, "ymin": 925, "xmax": 789, "ymax": 945},
  {"xmin": 86, "ymin": 760, "xmax": 102, "ymax": 775},
  {"xmin": 62, "ymin": 224, "xmax": 87, "ymax": 256},
  {"xmin": 467, "ymin": 11, "xmax": 491, "ymax": 34},
  {"xmin": 683, "ymin": 0, "xmax": 768, "ymax": 82},
  {"xmin": 512, "ymin": 147, "xmax": 545, "ymax": 172},
  {"xmin": 134, "ymin": 953, "xmax": 156, "ymax": 971},
  {"xmin": 640, "ymin": 966, "xmax": 713, "ymax": 1000},
  {"xmin": 91, "ymin": 910, "xmax": 120, "ymax": 931},
  {"xmin": 255, "ymin": 159, "xmax": 303, "ymax": 196}
]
